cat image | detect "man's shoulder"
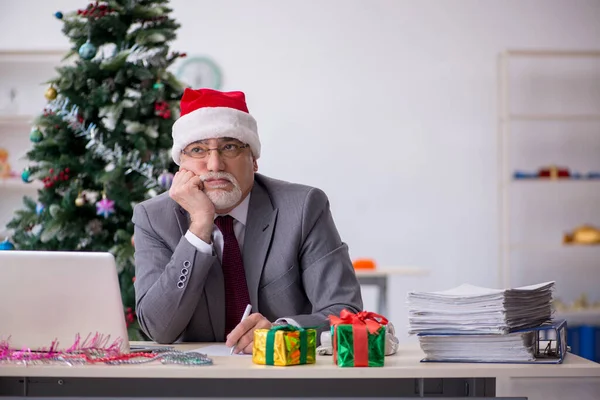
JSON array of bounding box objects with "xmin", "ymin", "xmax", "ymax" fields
[
  {"xmin": 255, "ymin": 173, "xmax": 328, "ymax": 204},
  {"xmin": 134, "ymin": 191, "xmax": 174, "ymax": 213}
]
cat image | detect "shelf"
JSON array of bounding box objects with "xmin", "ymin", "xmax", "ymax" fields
[
  {"xmin": 508, "ymin": 179, "xmax": 600, "ymax": 185},
  {"xmin": 498, "ymin": 49, "xmax": 600, "ymax": 293},
  {"xmin": 354, "ymin": 266, "xmax": 429, "ymax": 277},
  {"xmin": 508, "ymin": 243, "xmax": 600, "ymax": 251},
  {"xmin": 0, "ymin": 49, "xmax": 67, "ymax": 63},
  {"xmin": 554, "ymin": 309, "xmax": 600, "ymax": 326},
  {"xmin": 505, "ymin": 179, "xmax": 600, "ymax": 188},
  {"xmin": 0, "ymin": 115, "xmax": 35, "ymax": 126},
  {"xmin": 0, "ymin": 177, "xmax": 42, "ymax": 190},
  {"xmin": 504, "ymin": 49, "xmax": 600, "ymax": 58},
  {"xmin": 504, "ymin": 114, "xmax": 600, "ymax": 121}
]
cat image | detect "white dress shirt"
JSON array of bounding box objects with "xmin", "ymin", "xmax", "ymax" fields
[{"xmin": 184, "ymin": 193, "xmax": 296, "ymax": 327}]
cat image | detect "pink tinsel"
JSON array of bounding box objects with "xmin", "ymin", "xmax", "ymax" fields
[{"xmin": 0, "ymin": 333, "xmax": 123, "ymax": 364}]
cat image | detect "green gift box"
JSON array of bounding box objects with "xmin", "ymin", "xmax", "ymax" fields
[{"xmin": 330, "ymin": 310, "xmax": 388, "ymax": 367}]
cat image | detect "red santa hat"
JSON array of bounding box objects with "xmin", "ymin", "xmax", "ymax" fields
[{"xmin": 171, "ymin": 88, "xmax": 260, "ymax": 165}]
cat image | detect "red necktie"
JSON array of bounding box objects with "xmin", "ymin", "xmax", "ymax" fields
[{"xmin": 214, "ymin": 215, "xmax": 251, "ymax": 335}]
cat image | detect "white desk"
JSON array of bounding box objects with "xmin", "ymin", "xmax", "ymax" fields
[
  {"xmin": 355, "ymin": 267, "xmax": 428, "ymax": 316},
  {"xmin": 1, "ymin": 342, "xmax": 598, "ymax": 398}
]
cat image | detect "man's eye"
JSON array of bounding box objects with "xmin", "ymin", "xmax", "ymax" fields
[
  {"xmin": 190, "ymin": 147, "xmax": 207, "ymax": 153},
  {"xmin": 222, "ymin": 144, "xmax": 237, "ymax": 151}
]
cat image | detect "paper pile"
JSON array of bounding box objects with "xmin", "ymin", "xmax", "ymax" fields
[{"xmin": 408, "ymin": 281, "xmax": 555, "ymax": 362}]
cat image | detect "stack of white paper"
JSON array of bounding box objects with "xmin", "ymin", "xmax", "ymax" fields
[
  {"xmin": 407, "ymin": 281, "xmax": 555, "ymax": 362},
  {"xmin": 408, "ymin": 281, "xmax": 555, "ymax": 335},
  {"xmin": 418, "ymin": 331, "xmax": 538, "ymax": 362}
]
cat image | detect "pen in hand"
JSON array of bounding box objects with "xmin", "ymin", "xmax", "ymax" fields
[{"xmin": 230, "ymin": 304, "xmax": 253, "ymax": 355}]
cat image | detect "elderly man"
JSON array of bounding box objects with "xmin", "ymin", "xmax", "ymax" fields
[{"xmin": 133, "ymin": 88, "xmax": 362, "ymax": 354}]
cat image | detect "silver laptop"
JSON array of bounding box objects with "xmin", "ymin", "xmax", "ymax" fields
[{"xmin": 0, "ymin": 251, "xmax": 130, "ymax": 353}]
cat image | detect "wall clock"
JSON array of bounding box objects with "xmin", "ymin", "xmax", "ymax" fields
[{"xmin": 175, "ymin": 56, "xmax": 222, "ymax": 90}]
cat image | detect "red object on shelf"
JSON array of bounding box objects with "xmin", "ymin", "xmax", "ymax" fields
[
  {"xmin": 353, "ymin": 258, "xmax": 376, "ymax": 270},
  {"xmin": 538, "ymin": 166, "xmax": 570, "ymax": 179}
]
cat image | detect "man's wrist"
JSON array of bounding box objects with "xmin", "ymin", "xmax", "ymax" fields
[
  {"xmin": 189, "ymin": 220, "xmax": 213, "ymax": 243},
  {"xmin": 185, "ymin": 230, "xmax": 214, "ymax": 254}
]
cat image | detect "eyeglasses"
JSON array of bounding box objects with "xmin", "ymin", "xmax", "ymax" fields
[{"xmin": 181, "ymin": 143, "xmax": 250, "ymax": 159}]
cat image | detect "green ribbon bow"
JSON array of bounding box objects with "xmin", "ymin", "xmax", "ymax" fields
[{"xmin": 265, "ymin": 325, "xmax": 308, "ymax": 366}]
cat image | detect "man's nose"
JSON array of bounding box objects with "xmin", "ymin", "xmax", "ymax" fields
[{"xmin": 206, "ymin": 149, "xmax": 225, "ymax": 171}]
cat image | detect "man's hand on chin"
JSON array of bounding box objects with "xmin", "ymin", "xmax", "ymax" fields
[{"xmin": 225, "ymin": 313, "xmax": 272, "ymax": 354}]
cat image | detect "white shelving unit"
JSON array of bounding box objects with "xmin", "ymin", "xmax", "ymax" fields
[
  {"xmin": 498, "ymin": 49, "xmax": 600, "ymax": 320},
  {"xmin": 0, "ymin": 177, "xmax": 42, "ymax": 190},
  {"xmin": 0, "ymin": 50, "xmax": 66, "ymax": 237}
]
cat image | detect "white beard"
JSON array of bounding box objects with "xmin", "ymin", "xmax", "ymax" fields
[{"xmin": 199, "ymin": 172, "xmax": 243, "ymax": 211}]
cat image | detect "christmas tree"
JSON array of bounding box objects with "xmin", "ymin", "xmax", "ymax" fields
[{"xmin": 7, "ymin": 0, "xmax": 185, "ymax": 340}]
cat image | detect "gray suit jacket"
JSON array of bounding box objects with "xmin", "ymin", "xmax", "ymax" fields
[{"xmin": 132, "ymin": 173, "xmax": 363, "ymax": 343}]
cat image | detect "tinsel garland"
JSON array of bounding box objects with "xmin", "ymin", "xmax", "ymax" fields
[
  {"xmin": 0, "ymin": 333, "xmax": 212, "ymax": 366},
  {"xmin": 43, "ymin": 97, "xmax": 159, "ymax": 187}
]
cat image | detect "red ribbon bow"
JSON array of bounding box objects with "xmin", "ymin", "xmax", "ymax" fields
[{"xmin": 329, "ymin": 310, "xmax": 388, "ymax": 367}]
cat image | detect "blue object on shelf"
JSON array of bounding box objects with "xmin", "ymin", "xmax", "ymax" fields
[
  {"xmin": 597, "ymin": 328, "xmax": 600, "ymax": 362},
  {"xmin": 567, "ymin": 325, "xmax": 600, "ymax": 362},
  {"xmin": 587, "ymin": 172, "xmax": 600, "ymax": 179},
  {"xmin": 513, "ymin": 171, "xmax": 537, "ymax": 179},
  {"xmin": 570, "ymin": 172, "xmax": 583, "ymax": 179},
  {"xmin": 579, "ymin": 326, "xmax": 596, "ymax": 361}
]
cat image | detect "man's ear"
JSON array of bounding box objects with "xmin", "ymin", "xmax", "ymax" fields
[{"xmin": 253, "ymin": 158, "xmax": 258, "ymax": 172}]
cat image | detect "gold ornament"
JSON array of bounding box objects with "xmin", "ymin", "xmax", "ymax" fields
[
  {"xmin": 45, "ymin": 86, "xmax": 58, "ymax": 100},
  {"xmin": 563, "ymin": 224, "xmax": 600, "ymax": 245},
  {"xmin": 75, "ymin": 194, "xmax": 85, "ymax": 207}
]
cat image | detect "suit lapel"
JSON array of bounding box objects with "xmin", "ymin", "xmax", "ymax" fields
[
  {"xmin": 172, "ymin": 200, "xmax": 225, "ymax": 341},
  {"xmin": 243, "ymin": 181, "xmax": 278, "ymax": 310}
]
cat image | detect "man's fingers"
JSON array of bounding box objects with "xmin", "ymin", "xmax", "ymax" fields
[
  {"xmin": 188, "ymin": 175, "xmax": 204, "ymax": 191},
  {"xmin": 178, "ymin": 170, "xmax": 195, "ymax": 185},
  {"xmin": 170, "ymin": 171, "xmax": 199, "ymax": 199},
  {"xmin": 171, "ymin": 175, "xmax": 183, "ymax": 192},
  {"xmin": 225, "ymin": 316, "xmax": 254, "ymax": 347},
  {"xmin": 234, "ymin": 331, "xmax": 254, "ymax": 354},
  {"xmin": 233, "ymin": 316, "xmax": 272, "ymax": 353},
  {"xmin": 240, "ymin": 317, "xmax": 272, "ymax": 354},
  {"xmin": 225, "ymin": 314, "xmax": 266, "ymax": 348},
  {"xmin": 242, "ymin": 341, "xmax": 254, "ymax": 354}
]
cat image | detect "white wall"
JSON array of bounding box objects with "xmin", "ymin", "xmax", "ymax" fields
[{"xmin": 1, "ymin": 0, "xmax": 599, "ymax": 338}]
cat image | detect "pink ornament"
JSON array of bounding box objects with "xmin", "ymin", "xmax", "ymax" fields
[{"xmin": 96, "ymin": 196, "xmax": 115, "ymax": 218}]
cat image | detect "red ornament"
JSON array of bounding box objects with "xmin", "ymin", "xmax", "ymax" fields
[
  {"xmin": 43, "ymin": 167, "xmax": 71, "ymax": 188},
  {"xmin": 154, "ymin": 101, "xmax": 171, "ymax": 119},
  {"xmin": 77, "ymin": 1, "xmax": 111, "ymax": 18},
  {"xmin": 125, "ymin": 307, "xmax": 136, "ymax": 327}
]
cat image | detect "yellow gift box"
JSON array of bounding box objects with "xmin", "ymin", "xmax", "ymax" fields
[{"xmin": 252, "ymin": 325, "xmax": 316, "ymax": 366}]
